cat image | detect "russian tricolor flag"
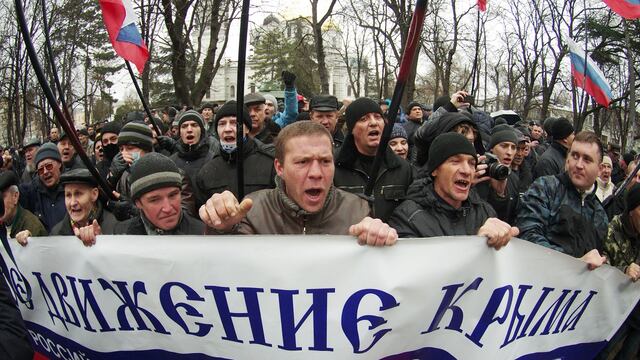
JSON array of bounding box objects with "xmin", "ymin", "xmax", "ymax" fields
[
  {"xmin": 602, "ymin": 0, "xmax": 640, "ymax": 19},
  {"xmin": 99, "ymin": 0, "xmax": 149, "ymax": 74},
  {"xmin": 567, "ymin": 38, "xmax": 613, "ymax": 108},
  {"xmin": 478, "ymin": 0, "xmax": 487, "ymax": 11}
]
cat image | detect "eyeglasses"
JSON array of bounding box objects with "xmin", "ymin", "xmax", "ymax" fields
[{"xmin": 37, "ymin": 162, "xmax": 55, "ymax": 175}]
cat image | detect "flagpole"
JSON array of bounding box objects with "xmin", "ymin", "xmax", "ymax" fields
[
  {"xmin": 14, "ymin": 0, "xmax": 116, "ymax": 201},
  {"xmin": 125, "ymin": 60, "xmax": 162, "ymax": 136},
  {"xmin": 365, "ymin": 0, "xmax": 427, "ymax": 197},
  {"xmin": 235, "ymin": 0, "xmax": 251, "ymax": 200}
]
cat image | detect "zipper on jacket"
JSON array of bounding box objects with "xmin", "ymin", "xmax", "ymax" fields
[{"xmin": 302, "ymin": 215, "xmax": 307, "ymax": 234}]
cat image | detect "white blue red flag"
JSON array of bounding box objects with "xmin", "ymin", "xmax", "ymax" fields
[
  {"xmin": 99, "ymin": 0, "xmax": 149, "ymax": 73},
  {"xmin": 478, "ymin": 0, "xmax": 487, "ymax": 11},
  {"xmin": 602, "ymin": 0, "xmax": 640, "ymax": 19},
  {"xmin": 567, "ymin": 38, "xmax": 613, "ymax": 108}
]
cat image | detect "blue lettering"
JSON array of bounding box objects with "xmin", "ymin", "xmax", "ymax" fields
[
  {"xmin": 501, "ymin": 284, "xmax": 534, "ymax": 348},
  {"xmin": 465, "ymin": 285, "xmax": 513, "ymax": 347},
  {"xmin": 160, "ymin": 282, "xmax": 212, "ymax": 337},
  {"xmin": 272, "ymin": 288, "xmax": 334, "ymax": 351},
  {"xmin": 341, "ymin": 289, "xmax": 399, "ymax": 354},
  {"xmin": 530, "ymin": 289, "xmax": 576, "ymax": 336},
  {"xmin": 423, "ymin": 277, "xmax": 483, "ymax": 334},
  {"xmin": 9, "ymin": 268, "xmax": 33, "ymax": 309},
  {"xmin": 50, "ymin": 273, "xmax": 80, "ymax": 328},
  {"xmin": 205, "ymin": 286, "xmax": 271, "ymax": 347},
  {"xmin": 67, "ymin": 277, "xmax": 115, "ymax": 332},
  {"xmin": 561, "ymin": 290, "xmax": 597, "ymax": 332},
  {"xmin": 33, "ymin": 272, "xmax": 68, "ymax": 329},
  {"xmin": 98, "ymin": 279, "xmax": 169, "ymax": 334}
]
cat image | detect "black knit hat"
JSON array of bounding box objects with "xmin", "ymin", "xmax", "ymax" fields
[
  {"xmin": 129, "ymin": 153, "xmax": 182, "ymax": 201},
  {"xmin": 177, "ymin": 110, "xmax": 206, "ymax": 134},
  {"xmin": 390, "ymin": 123, "xmax": 408, "ymax": 140},
  {"xmin": 551, "ymin": 118, "xmax": 574, "ymax": 140},
  {"xmin": 214, "ymin": 101, "xmax": 252, "ymax": 131},
  {"xmin": 433, "ymin": 95, "xmax": 450, "ymax": 112},
  {"xmin": 60, "ymin": 168, "xmax": 97, "ymax": 187},
  {"xmin": 427, "ymin": 132, "xmax": 477, "ymax": 175},
  {"xmin": 489, "ymin": 129, "xmax": 519, "ymax": 149},
  {"xmin": 118, "ymin": 121, "xmax": 153, "ymax": 152},
  {"xmin": 406, "ymin": 101, "xmax": 422, "ymax": 113},
  {"xmin": 623, "ymin": 152, "xmax": 635, "ymax": 166},
  {"xmin": 625, "ymin": 183, "xmax": 640, "ymax": 214},
  {"xmin": 0, "ymin": 171, "xmax": 19, "ymax": 192},
  {"xmin": 100, "ymin": 121, "xmax": 122, "ymax": 137},
  {"xmin": 345, "ymin": 98, "xmax": 383, "ymax": 132},
  {"xmin": 543, "ymin": 117, "xmax": 557, "ymax": 135},
  {"xmin": 35, "ymin": 143, "xmax": 62, "ymax": 166}
]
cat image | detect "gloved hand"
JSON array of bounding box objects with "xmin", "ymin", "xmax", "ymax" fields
[
  {"xmin": 108, "ymin": 153, "xmax": 128, "ymax": 183},
  {"xmin": 281, "ymin": 70, "xmax": 296, "ymax": 89},
  {"xmin": 157, "ymin": 136, "xmax": 177, "ymax": 152},
  {"xmin": 107, "ymin": 198, "xmax": 139, "ymax": 221}
]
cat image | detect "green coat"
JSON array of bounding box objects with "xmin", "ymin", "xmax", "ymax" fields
[
  {"xmin": 9, "ymin": 205, "xmax": 47, "ymax": 238},
  {"xmin": 603, "ymin": 214, "xmax": 640, "ymax": 272}
]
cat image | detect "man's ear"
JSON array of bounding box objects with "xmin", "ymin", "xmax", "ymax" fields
[{"xmin": 274, "ymin": 158, "xmax": 284, "ymax": 178}]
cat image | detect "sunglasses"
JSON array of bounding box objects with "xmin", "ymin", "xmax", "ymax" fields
[{"xmin": 37, "ymin": 162, "xmax": 55, "ymax": 175}]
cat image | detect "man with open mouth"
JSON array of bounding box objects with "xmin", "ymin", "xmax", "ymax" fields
[
  {"xmin": 333, "ymin": 97, "xmax": 413, "ymax": 222},
  {"xmin": 389, "ymin": 132, "xmax": 517, "ymax": 250},
  {"xmin": 194, "ymin": 100, "xmax": 276, "ymax": 209},
  {"xmin": 199, "ymin": 121, "xmax": 397, "ymax": 246}
]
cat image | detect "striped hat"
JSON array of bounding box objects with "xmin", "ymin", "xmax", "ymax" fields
[
  {"xmin": 117, "ymin": 121, "xmax": 153, "ymax": 152},
  {"xmin": 129, "ymin": 153, "xmax": 182, "ymax": 201}
]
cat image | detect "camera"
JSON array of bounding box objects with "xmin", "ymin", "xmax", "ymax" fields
[{"xmin": 483, "ymin": 153, "xmax": 509, "ymax": 180}]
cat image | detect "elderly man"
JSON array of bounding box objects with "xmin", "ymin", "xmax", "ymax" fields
[
  {"xmin": 20, "ymin": 137, "xmax": 41, "ymax": 183},
  {"xmin": 596, "ymin": 155, "xmax": 615, "ymax": 202},
  {"xmin": 309, "ymin": 94, "xmax": 344, "ymax": 147},
  {"xmin": 57, "ymin": 130, "xmax": 85, "ymax": 172},
  {"xmin": 244, "ymin": 93, "xmax": 274, "ymax": 144},
  {"xmin": 0, "ymin": 171, "xmax": 46, "ymax": 240},
  {"xmin": 334, "ymin": 97, "xmax": 413, "ymax": 222},
  {"xmin": 388, "ymin": 133, "xmax": 517, "ymax": 249},
  {"xmin": 518, "ymin": 131, "xmax": 608, "ymax": 269},
  {"xmin": 199, "ymin": 121, "xmax": 397, "ymax": 246},
  {"xmin": 18, "ymin": 143, "xmax": 66, "ymax": 232}
]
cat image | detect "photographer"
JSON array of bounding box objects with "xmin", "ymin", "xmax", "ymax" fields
[{"xmin": 475, "ymin": 127, "xmax": 520, "ymax": 225}]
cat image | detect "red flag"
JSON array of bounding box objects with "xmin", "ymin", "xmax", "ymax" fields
[
  {"xmin": 99, "ymin": 0, "xmax": 149, "ymax": 73},
  {"xmin": 478, "ymin": 0, "xmax": 487, "ymax": 11},
  {"xmin": 602, "ymin": 0, "xmax": 640, "ymax": 19}
]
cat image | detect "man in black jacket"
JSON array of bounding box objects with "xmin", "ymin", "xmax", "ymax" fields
[
  {"xmin": 533, "ymin": 117, "xmax": 574, "ymax": 179},
  {"xmin": 194, "ymin": 101, "xmax": 276, "ymax": 208},
  {"xmin": 333, "ymin": 97, "xmax": 413, "ymax": 222},
  {"xmin": 389, "ymin": 132, "xmax": 518, "ymax": 249}
]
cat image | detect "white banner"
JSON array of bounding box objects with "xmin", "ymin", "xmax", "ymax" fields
[{"xmin": 1, "ymin": 235, "xmax": 639, "ymax": 359}]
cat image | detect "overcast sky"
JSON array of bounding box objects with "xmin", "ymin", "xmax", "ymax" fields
[{"xmin": 112, "ymin": 0, "xmax": 332, "ymax": 104}]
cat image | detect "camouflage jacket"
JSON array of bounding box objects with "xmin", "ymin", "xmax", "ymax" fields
[
  {"xmin": 603, "ymin": 214, "xmax": 640, "ymax": 272},
  {"xmin": 516, "ymin": 172, "xmax": 608, "ymax": 258}
]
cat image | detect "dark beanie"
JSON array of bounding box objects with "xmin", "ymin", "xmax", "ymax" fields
[
  {"xmin": 551, "ymin": 117, "xmax": 574, "ymax": 140},
  {"xmin": 490, "ymin": 129, "xmax": 519, "ymax": 149},
  {"xmin": 492, "ymin": 124, "xmax": 512, "ymax": 134},
  {"xmin": 0, "ymin": 171, "xmax": 18, "ymax": 192},
  {"xmin": 390, "ymin": 123, "xmax": 408, "ymax": 140},
  {"xmin": 345, "ymin": 98, "xmax": 383, "ymax": 132},
  {"xmin": 118, "ymin": 122, "xmax": 153, "ymax": 152},
  {"xmin": 623, "ymin": 152, "xmax": 635, "ymax": 166},
  {"xmin": 214, "ymin": 101, "xmax": 252, "ymax": 131},
  {"xmin": 177, "ymin": 110, "xmax": 205, "ymax": 133},
  {"xmin": 101, "ymin": 121, "xmax": 122, "ymax": 137},
  {"xmin": 60, "ymin": 168, "xmax": 97, "ymax": 187},
  {"xmin": 427, "ymin": 132, "xmax": 477, "ymax": 175},
  {"xmin": 35, "ymin": 143, "xmax": 62, "ymax": 166},
  {"xmin": 433, "ymin": 95, "xmax": 450, "ymax": 112},
  {"xmin": 625, "ymin": 183, "xmax": 640, "ymax": 214},
  {"xmin": 129, "ymin": 153, "xmax": 182, "ymax": 201},
  {"xmin": 494, "ymin": 117, "xmax": 508, "ymax": 126},
  {"xmin": 406, "ymin": 101, "xmax": 422, "ymax": 113},
  {"xmin": 543, "ymin": 117, "xmax": 557, "ymax": 135}
]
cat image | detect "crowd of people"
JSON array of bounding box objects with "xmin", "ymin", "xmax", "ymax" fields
[{"xmin": 0, "ymin": 70, "xmax": 639, "ymax": 358}]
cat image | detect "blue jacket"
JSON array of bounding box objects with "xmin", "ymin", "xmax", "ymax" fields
[
  {"xmin": 18, "ymin": 177, "xmax": 66, "ymax": 233},
  {"xmin": 272, "ymin": 88, "xmax": 298, "ymax": 128},
  {"xmin": 517, "ymin": 172, "xmax": 608, "ymax": 257}
]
